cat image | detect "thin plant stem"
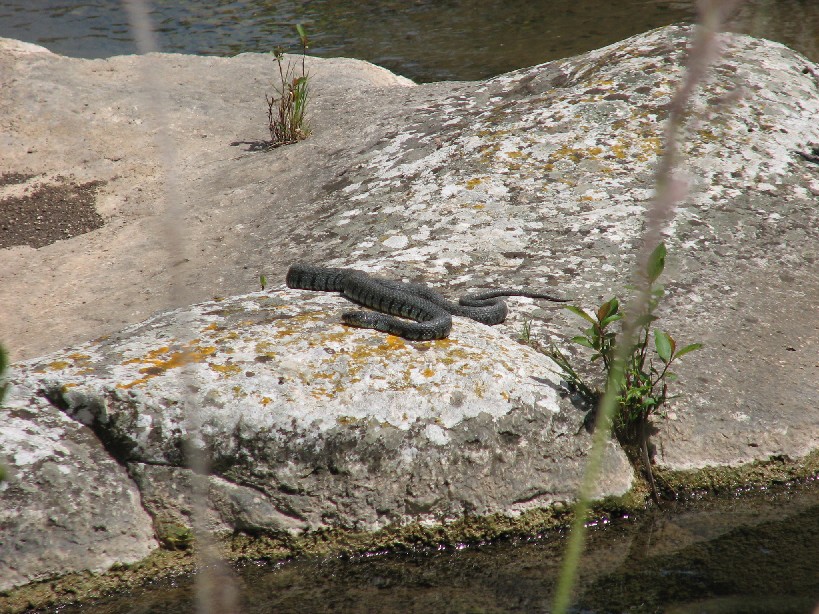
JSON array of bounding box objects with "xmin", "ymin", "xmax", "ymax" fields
[
  {"xmin": 121, "ymin": 1, "xmax": 239, "ymax": 611},
  {"xmin": 552, "ymin": 353, "xmax": 626, "ymax": 613}
]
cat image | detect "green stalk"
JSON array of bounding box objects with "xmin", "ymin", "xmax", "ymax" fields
[{"xmin": 552, "ymin": 351, "xmax": 626, "ymax": 613}]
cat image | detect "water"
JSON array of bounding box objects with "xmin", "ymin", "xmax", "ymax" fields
[
  {"xmin": 1, "ymin": 1, "xmax": 817, "ymax": 82},
  {"xmin": 51, "ymin": 483, "xmax": 819, "ymax": 613}
]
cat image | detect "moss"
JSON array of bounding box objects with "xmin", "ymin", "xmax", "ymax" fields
[
  {"xmin": 0, "ymin": 549, "xmax": 197, "ymax": 614},
  {"xmin": 155, "ymin": 519, "xmax": 195, "ymax": 551},
  {"xmin": 655, "ymin": 449, "xmax": 819, "ymax": 498}
]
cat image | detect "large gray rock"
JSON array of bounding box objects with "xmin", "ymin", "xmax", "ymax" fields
[
  {"xmin": 9, "ymin": 291, "xmax": 632, "ymax": 534},
  {"xmin": 2, "ymin": 23, "xmax": 819, "ymax": 593},
  {"xmin": 0, "ymin": 382, "xmax": 157, "ymax": 592}
]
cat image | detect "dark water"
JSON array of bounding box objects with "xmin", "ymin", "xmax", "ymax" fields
[
  {"xmin": 53, "ymin": 483, "xmax": 819, "ymax": 613},
  {"xmin": 0, "ymin": 1, "xmax": 817, "ymax": 82}
]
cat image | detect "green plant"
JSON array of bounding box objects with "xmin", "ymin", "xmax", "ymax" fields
[
  {"xmin": 518, "ymin": 317, "xmax": 533, "ymax": 343},
  {"xmin": 267, "ymin": 24, "xmax": 311, "ymax": 147},
  {"xmin": 260, "ymin": 274, "xmax": 267, "ymax": 291},
  {"xmin": 547, "ymin": 243, "xmax": 702, "ymax": 499}
]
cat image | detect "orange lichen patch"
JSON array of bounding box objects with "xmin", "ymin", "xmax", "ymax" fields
[
  {"xmin": 310, "ymin": 386, "xmax": 332, "ymax": 400},
  {"xmin": 345, "ymin": 336, "xmax": 410, "ymax": 364},
  {"xmin": 434, "ymin": 345, "xmax": 474, "ymax": 366},
  {"xmin": 384, "ymin": 335, "xmax": 407, "ymax": 351},
  {"xmin": 639, "ymin": 136, "xmax": 662, "ymax": 159},
  {"xmin": 336, "ymin": 415, "xmax": 361, "ymax": 426},
  {"xmin": 505, "ymin": 151, "xmax": 525, "ymax": 159},
  {"xmin": 61, "ymin": 383, "xmax": 78, "ymax": 390},
  {"xmin": 549, "ymin": 144, "xmax": 603, "ymax": 164},
  {"xmin": 260, "ymin": 397, "xmax": 272, "ymax": 406},
  {"xmin": 310, "ymin": 371, "xmax": 338, "ymax": 381},
  {"xmin": 476, "ymin": 128, "xmax": 511, "ymax": 138},
  {"xmin": 206, "ymin": 329, "xmax": 239, "ymax": 343},
  {"xmin": 586, "ymin": 79, "xmax": 614, "ymax": 88},
  {"xmin": 35, "ymin": 350, "xmax": 97, "ymax": 373},
  {"xmin": 432, "ymin": 338, "xmax": 455, "ymax": 350},
  {"xmin": 119, "ymin": 377, "xmax": 152, "ymax": 389},
  {"xmin": 210, "ymin": 363, "xmax": 242, "ymax": 377},
  {"xmin": 465, "ymin": 176, "xmax": 487, "ymax": 190},
  {"xmin": 255, "ymin": 340, "xmax": 275, "ymax": 352},
  {"xmin": 610, "ymin": 141, "xmax": 629, "ymax": 160},
  {"xmin": 422, "ymin": 367, "xmax": 435, "ymax": 378},
  {"xmin": 122, "ymin": 346, "xmax": 171, "ymax": 365},
  {"xmin": 478, "ymin": 142, "xmax": 503, "ymax": 162},
  {"xmin": 270, "ymin": 310, "xmax": 333, "ymax": 340},
  {"xmin": 117, "ymin": 342, "xmax": 217, "ymax": 390},
  {"xmin": 319, "ymin": 328, "xmax": 355, "ymax": 345},
  {"xmin": 203, "ymin": 323, "xmax": 220, "ymax": 331},
  {"xmin": 471, "ymin": 203, "xmax": 486, "ymax": 210},
  {"xmin": 295, "ymin": 330, "xmax": 457, "ymax": 397},
  {"xmin": 231, "ymin": 385, "xmax": 244, "ymax": 395}
]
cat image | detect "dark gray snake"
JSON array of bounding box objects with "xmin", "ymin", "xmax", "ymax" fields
[{"xmin": 285, "ymin": 263, "xmax": 568, "ymax": 341}]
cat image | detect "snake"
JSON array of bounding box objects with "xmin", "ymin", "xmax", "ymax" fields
[{"xmin": 285, "ymin": 263, "xmax": 568, "ymax": 341}]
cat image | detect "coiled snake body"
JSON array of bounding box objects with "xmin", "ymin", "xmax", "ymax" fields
[{"xmin": 286, "ymin": 263, "xmax": 568, "ymax": 341}]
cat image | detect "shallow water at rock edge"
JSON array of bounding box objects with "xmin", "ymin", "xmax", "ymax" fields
[{"xmin": 51, "ymin": 483, "xmax": 819, "ymax": 613}]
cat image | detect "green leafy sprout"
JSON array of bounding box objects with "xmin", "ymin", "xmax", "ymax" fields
[
  {"xmin": 267, "ymin": 24, "xmax": 311, "ymax": 147},
  {"xmin": 546, "ymin": 243, "xmax": 702, "ymax": 500},
  {"xmin": 518, "ymin": 317, "xmax": 533, "ymax": 343}
]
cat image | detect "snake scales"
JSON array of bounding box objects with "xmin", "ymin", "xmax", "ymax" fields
[{"xmin": 286, "ymin": 263, "xmax": 568, "ymax": 341}]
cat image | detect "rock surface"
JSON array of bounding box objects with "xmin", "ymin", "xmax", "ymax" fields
[
  {"xmin": 2, "ymin": 24, "xmax": 819, "ymax": 595},
  {"xmin": 0, "ymin": 382, "xmax": 157, "ymax": 591},
  {"xmin": 9, "ymin": 292, "xmax": 631, "ymax": 534}
]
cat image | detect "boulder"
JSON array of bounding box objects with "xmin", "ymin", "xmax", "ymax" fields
[
  {"xmin": 0, "ymin": 382, "xmax": 157, "ymax": 591},
  {"xmin": 8, "ymin": 292, "xmax": 632, "ymax": 535}
]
